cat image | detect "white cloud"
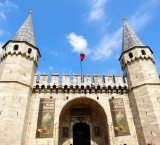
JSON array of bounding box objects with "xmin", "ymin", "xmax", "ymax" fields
[
  {"xmin": 91, "ymin": 0, "xmax": 160, "ymax": 60},
  {"xmin": 88, "ymin": 0, "xmax": 107, "ymax": 21},
  {"xmin": 128, "ymin": 0, "xmax": 160, "ymax": 31},
  {"xmin": 0, "ymin": 0, "xmax": 18, "ymax": 21},
  {"xmin": 0, "ymin": 28, "xmax": 5, "ymax": 36},
  {"xmin": 67, "ymin": 33, "xmax": 91, "ymax": 54},
  {"xmin": 0, "ymin": 12, "xmax": 6, "ymax": 20},
  {"xmin": 5, "ymin": 0, "xmax": 18, "ymax": 9},
  {"xmin": 49, "ymin": 66, "xmax": 53, "ymax": 71},
  {"xmin": 49, "ymin": 51, "xmax": 58, "ymax": 57},
  {"xmin": 91, "ymin": 28, "xmax": 122, "ymax": 60},
  {"xmin": 0, "ymin": 2, "xmax": 4, "ymax": 7}
]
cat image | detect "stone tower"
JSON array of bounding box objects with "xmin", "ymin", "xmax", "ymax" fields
[
  {"xmin": 119, "ymin": 18, "xmax": 160, "ymax": 145},
  {"xmin": 0, "ymin": 12, "xmax": 40, "ymax": 145}
]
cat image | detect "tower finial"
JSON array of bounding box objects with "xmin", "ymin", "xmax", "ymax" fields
[
  {"xmin": 29, "ymin": 10, "xmax": 32, "ymax": 15},
  {"xmin": 122, "ymin": 16, "xmax": 126, "ymax": 21}
]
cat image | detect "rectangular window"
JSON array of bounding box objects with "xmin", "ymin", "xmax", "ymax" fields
[
  {"xmin": 63, "ymin": 127, "xmax": 69, "ymax": 137},
  {"xmin": 94, "ymin": 127, "xmax": 100, "ymax": 137}
]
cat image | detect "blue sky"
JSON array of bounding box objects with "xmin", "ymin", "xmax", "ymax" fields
[{"xmin": 0, "ymin": 0, "xmax": 160, "ymax": 80}]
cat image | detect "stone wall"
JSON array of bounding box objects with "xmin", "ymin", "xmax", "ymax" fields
[{"xmin": 25, "ymin": 74, "xmax": 139, "ymax": 145}]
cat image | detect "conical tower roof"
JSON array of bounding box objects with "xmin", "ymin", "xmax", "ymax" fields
[
  {"xmin": 12, "ymin": 11, "xmax": 36, "ymax": 47},
  {"xmin": 122, "ymin": 17, "xmax": 144, "ymax": 52}
]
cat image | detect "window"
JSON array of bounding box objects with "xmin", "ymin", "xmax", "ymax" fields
[
  {"xmin": 14, "ymin": 45, "xmax": 19, "ymax": 50},
  {"xmin": 28, "ymin": 48, "xmax": 32, "ymax": 54},
  {"xmin": 63, "ymin": 127, "xmax": 69, "ymax": 137},
  {"xmin": 141, "ymin": 50, "xmax": 146, "ymax": 55},
  {"xmin": 129, "ymin": 52, "xmax": 133, "ymax": 58},
  {"xmin": 94, "ymin": 127, "xmax": 100, "ymax": 137}
]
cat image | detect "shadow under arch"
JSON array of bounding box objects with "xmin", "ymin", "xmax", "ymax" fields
[{"xmin": 58, "ymin": 97, "xmax": 110, "ymax": 145}]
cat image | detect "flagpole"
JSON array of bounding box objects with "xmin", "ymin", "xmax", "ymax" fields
[
  {"xmin": 80, "ymin": 53, "xmax": 85, "ymax": 83},
  {"xmin": 80, "ymin": 59, "xmax": 83, "ymax": 83}
]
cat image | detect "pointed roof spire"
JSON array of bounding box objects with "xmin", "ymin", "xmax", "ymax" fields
[
  {"xmin": 12, "ymin": 11, "xmax": 36, "ymax": 47},
  {"xmin": 122, "ymin": 17, "xmax": 144, "ymax": 52}
]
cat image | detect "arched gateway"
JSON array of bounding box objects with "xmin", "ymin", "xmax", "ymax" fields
[{"xmin": 58, "ymin": 97, "xmax": 110, "ymax": 145}]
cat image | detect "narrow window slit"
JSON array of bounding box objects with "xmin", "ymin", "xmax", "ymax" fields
[
  {"xmin": 141, "ymin": 50, "xmax": 146, "ymax": 55},
  {"xmin": 145, "ymin": 111, "xmax": 147, "ymax": 115},
  {"xmin": 129, "ymin": 52, "xmax": 133, "ymax": 58},
  {"xmin": 28, "ymin": 48, "xmax": 32, "ymax": 54}
]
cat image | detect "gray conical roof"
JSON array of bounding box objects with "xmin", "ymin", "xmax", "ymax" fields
[
  {"xmin": 12, "ymin": 13, "xmax": 36, "ymax": 46},
  {"xmin": 122, "ymin": 19, "xmax": 144, "ymax": 52}
]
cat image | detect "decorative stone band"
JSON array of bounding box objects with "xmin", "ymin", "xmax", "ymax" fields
[
  {"xmin": 0, "ymin": 50, "xmax": 39, "ymax": 67},
  {"xmin": 121, "ymin": 54, "xmax": 155, "ymax": 70},
  {"xmin": 33, "ymin": 84, "xmax": 128, "ymax": 94}
]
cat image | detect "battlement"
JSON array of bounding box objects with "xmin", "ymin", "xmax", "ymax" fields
[
  {"xmin": 33, "ymin": 73, "xmax": 128, "ymax": 94},
  {"xmin": 35, "ymin": 73, "xmax": 127, "ymax": 84}
]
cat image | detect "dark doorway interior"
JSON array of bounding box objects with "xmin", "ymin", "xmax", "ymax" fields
[{"xmin": 73, "ymin": 123, "xmax": 91, "ymax": 145}]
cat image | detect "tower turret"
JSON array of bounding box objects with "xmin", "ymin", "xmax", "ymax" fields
[
  {"xmin": 0, "ymin": 12, "xmax": 41, "ymax": 145},
  {"xmin": 119, "ymin": 18, "xmax": 160, "ymax": 145}
]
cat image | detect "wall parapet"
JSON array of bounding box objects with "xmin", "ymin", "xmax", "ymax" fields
[{"xmin": 33, "ymin": 73, "xmax": 128, "ymax": 94}]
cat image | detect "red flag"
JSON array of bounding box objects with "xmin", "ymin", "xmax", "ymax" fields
[{"xmin": 80, "ymin": 53, "xmax": 85, "ymax": 61}]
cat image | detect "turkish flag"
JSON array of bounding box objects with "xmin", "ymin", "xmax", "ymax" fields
[{"xmin": 80, "ymin": 53, "xmax": 85, "ymax": 61}]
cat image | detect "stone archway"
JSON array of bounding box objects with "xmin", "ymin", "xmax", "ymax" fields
[{"xmin": 58, "ymin": 97, "xmax": 110, "ymax": 145}]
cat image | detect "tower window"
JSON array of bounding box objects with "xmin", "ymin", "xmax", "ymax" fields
[
  {"xmin": 14, "ymin": 45, "xmax": 19, "ymax": 50},
  {"xmin": 28, "ymin": 48, "xmax": 32, "ymax": 54},
  {"xmin": 129, "ymin": 52, "xmax": 133, "ymax": 58},
  {"xmin": 141, "ymin": 50, "xmax": 146, "ymax": 55}
]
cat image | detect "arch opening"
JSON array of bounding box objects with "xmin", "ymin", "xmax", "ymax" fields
[
  {"xmin": 73, "ymin": 123, "xmax": 90, "ymax": 145},
  {"xmin": 58, "ymin": 97, "xmax": 110, "ymax": 145}
]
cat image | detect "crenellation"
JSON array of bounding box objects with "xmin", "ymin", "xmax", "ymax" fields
[
  {"xmin": 93, "ymin": 74, "xmax": 102, "ymax": 84},
  {"xmin": 113, "ymin": 75, "xmax": 124, "ymax": 84},
  {"xmin": 73, "ymin": 74, "xmax": 81, "ymax": 84},
  {"xmin": 51, "ymin": 73, "xmax": 59, "ymax": 84},
  {"xmin": 103, "ymin": 74, "xmax": 113, "ymax": 84},
  {"xmin": 62, "ymin": 74, "xmax": 70, "ymax": 84},
  {"xmin": 39, "ymin": 74, "xmax": 48, "ymax": 84},
  {"xmin": 83, "ymin": 74, "xmax": 91, "ymax": 83},
  {"xmin": 34, "ymin": 74, "xmax": 127, "ymax": 87}
]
